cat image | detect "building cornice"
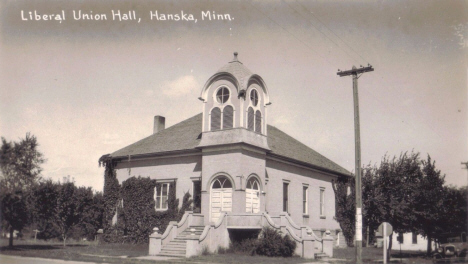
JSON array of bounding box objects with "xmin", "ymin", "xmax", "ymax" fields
[{"xmin": 266, "ymin": 153, "xmax": 352, "ymax": 179}]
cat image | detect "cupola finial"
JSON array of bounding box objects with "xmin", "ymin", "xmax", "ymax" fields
[{"xmin": 233, "ymin": 52, "xmax": 238, "ymax": 62}]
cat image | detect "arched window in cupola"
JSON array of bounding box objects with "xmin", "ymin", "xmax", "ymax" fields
[
  {"xmin": 223, "ymin": 105, "xmax": 234, "ymax": 129},
  {"xmin": 255, "ymin": 110, "xmax": 262, "ymax": 133},
  {"xmin": 211, "ymin": 107, "xmax": 221, "ymax": 131},
  {"xmin": 248, "ymin": 107, "xmax": 254, "ymax": 130}
]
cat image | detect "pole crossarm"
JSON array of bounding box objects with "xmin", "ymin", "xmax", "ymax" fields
[{"xmin": 337, "ymin": 66, "xmax": 374, "ymax": 77}]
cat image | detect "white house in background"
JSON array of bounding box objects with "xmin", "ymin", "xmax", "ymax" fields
[{"xmin": 391, "ymin": 232, "xmax": 435, "ymax": 251}]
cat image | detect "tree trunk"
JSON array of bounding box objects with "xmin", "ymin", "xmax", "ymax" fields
[
  {"xmin": 427, "ymin": 234, "xmax": 432, "ymax": 256},
  {"xmin": 8, "ymin": 227, "xmax": 14, "ymax": 247},
  {"xmin": 387, "ymin": 232, "xmax": 393, "ymax": 261},
  {"xmin": 63, "ymin": 234, "xmax": 66, "ymax": 247}
]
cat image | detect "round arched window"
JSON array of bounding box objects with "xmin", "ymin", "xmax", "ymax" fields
[
  {"xmin": 216, "ymin": 87, "xmax": 230, "ymax": 104},
  {"xmin": 247, "ymin": 178, "xmax": 259, "ymax": 190},
  {"xmin": 212, "ymin": 176, "xmax": 232, "ymax": 189},
  {"xmin": 250, "ymin": 89, "xmax": 258, "ymax": 106}
]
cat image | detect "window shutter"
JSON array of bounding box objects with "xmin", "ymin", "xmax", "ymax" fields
[
  {"xmin": 223, "ymin": 105, "xmax": 234, "ymax": 129},
  {"xmin": 211, "ymin": 107, "xmax": 221, "ymax": 131},
  {"xmin": 255, "ymin": 110, "xmax": 262, "ymax": 133},
  {"xmin": 247, "ymin": 107, "xmax": 254, "ymax": 130}
]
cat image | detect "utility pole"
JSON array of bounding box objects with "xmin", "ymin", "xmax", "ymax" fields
[
  {"xmin": 337, "ymin": 65, "xmax": 374, "ymax": 264},
  {"xmin": 462, "ymin": 162, "xmax": 468, "ymax": 232}
]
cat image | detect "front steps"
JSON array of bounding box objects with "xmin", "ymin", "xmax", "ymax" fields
[
  {"xmin": 315, "ymin": 252, "xmax": 329, "ymax": 259},
  {"xmin": 158, "ymin": 226, "xmax": 205, "ymax": 257}
]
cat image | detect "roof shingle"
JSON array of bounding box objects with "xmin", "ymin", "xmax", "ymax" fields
[{"xmin": 108, "ymin": 113, "xmax": 351, "ymax": 177}]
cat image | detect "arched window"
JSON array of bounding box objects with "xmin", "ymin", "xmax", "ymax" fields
[
  {"xmin": 246, "ymin": 178, "xmax": 259, "ymax": 190},
  {"xmin": 216, "ymin": 87, "xmax": 230, "ymax": 104},
  {"xmin": 223, "ymin": 105, "xmax": 234, "ymax": 129},
  {"xmin": 246, "ymin": 178, "xmax": 260, "ymax": 213},
  {"xmin": 212, "ymin": 176, "xmax": 233, "ymax": 189},
  {"xmin": 250, "ymin": 89, "xmax": 258, "ymax": 106},
  {"xmin": 248, "ymin": 107, "xmax": 254, "ymax": 130},
  {"xmin": 255, "ymin": 110, "xmax": 262, "ymax": 133},
  {"xmin": 211, "ymin": 107, "xmax": 221, "ymax": 131},
  {"xmin": 211, "ymin": 176, "xmax": 233, "ymax": 222}
]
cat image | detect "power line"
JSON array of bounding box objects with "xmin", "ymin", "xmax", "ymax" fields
[
  {"xmin": 282, "ymin": 0, "xmax": 363, "ymax": 65},
  {"xmin": 295, "ymin": 0, "xmax": 369, "ymax": 64},
  {"xmin": 247, "ymin": 1, "xmax": 336, "ymax": 67}
]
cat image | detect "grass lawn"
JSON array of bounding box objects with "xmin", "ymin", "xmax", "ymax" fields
[
  {"xmin": 334, "ymin": 247, "xmax": 435, "ymax": 264},
  {"xmin": 0, "ymin": 239, "xmax": 437, "ymax": 264}
]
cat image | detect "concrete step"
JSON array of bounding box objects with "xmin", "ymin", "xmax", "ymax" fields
[
  {"xmin": 159, "ymin": 252, "xmax": 185, "ymax": 257},
  {"xmin": 315, "ymin": 252, "xmax": 329, "ymax": 259}
]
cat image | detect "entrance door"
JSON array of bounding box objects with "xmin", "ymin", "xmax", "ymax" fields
[
  {"xmin": 210, "ymin": 176, "xmax": 232, "ymax": 223},
  {"xmin": 246, "ymin": 178, "xmax": 260, "ymax": 213}
]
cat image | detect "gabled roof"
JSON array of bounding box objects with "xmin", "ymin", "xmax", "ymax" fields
[{"xmin": 107, "ymin": 114, "xmax": 351, "ymax": 177}]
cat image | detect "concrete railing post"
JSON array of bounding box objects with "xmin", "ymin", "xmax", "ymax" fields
[
  {"xmin": 303, "ymin": 229, "xmax": 316, "ymax": 259},
  {"xmin": 149, "ymin": 227, "xmax": 162, "ymax": 256},
  {"xmin": 322, "ymin": 230, "xmax": 334, "ymax": 257}
]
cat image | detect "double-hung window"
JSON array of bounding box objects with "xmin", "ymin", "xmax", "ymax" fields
[
  {"xmin": 155, "ymin": 183, "xmax": 170, "ymax": 210},
  {"xmin": 283, "ymin": 182, "xmax": 289, "ymax": 212},
  {"xmin": 320, "ymin": 187, "xmax": 325, "ymax": 217},
  {"xmin": 303, "ymin": 185, "xmax": 308, "ymax": 215}
]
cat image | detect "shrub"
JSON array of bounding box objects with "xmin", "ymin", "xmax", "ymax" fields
[
  {"xmin": 230, "ymin": 238, "xmax": 258, "ymax": 255},
  {"xmin": 255, "ymin": 227, "xmax": 296, "ymax": 257},
  {"xmin": 201, "ymin": 245, "xmax": 211, "ymax": 255},
  {"xmin": 217, "ymin": 246, "xmax": 228, "ymax": 254}
]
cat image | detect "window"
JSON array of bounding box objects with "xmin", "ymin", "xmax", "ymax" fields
[
  {"xmin": 246, "ymin": 178, "xmax": 260, "ymax": 213},
  {"xmin": 283, "ymin": 182, "xmax": 289, "ymax": 212},
  {"xmin": 397, "ymin": 233, "xmax": 404, "ymax": 244},
  {"xmin": 211, "ymin": 107, "xmax": 221, "ymax": 131},
  {"xmin": 223, "ymin": 105, "xmax": 234, "ymax": 129},
  {"xmin": 212, "ymin": 176, "xmax": 232, "ymax": 189},
  {"xmin": 320, "ymin": 188, "xmax": 325, "ymax": 216},
  {"xmin": 303, "ymin": 186, "xmax": 308, "ymax": 215},
  {"xmin": 255, "ymin": 110, "xmax": 262, "ymax": 133},
  {"xmin": 193, "ymin": 181, "xmax": 202, "ymax": 213},
  {"xmin": 412, "ymin": 232, "xmax": 417, "ymax": 244},
  {"xmin": 155, "ymin": 183, "xmax": 170, "ymax": 210},
  {"xmin": 248, "ymin": 107, "xmax": 254, "ymax": 130},
  {"xmin": 250, "ymin": 89, "xmax": 258, "ymax": 106},
  {"xmin": 216, "ymin": 87, "xmax": 230, "ymax": 104}
]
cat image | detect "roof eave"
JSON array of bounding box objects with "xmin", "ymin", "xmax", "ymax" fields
[
  {"xmin": 108, "ymin": 148, "xmax": 201, "ymax": 162},
  {"xmin": 267, "ymin": 152, "xmax": 353, "ymax": 178}
]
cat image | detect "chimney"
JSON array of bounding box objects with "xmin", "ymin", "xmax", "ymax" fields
[{"xmin": 153, "ymin": 115, "xmax": 165, "ymax": 134}]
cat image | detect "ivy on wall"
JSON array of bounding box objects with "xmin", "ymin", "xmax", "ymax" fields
[
  {"xmin": 332, "ymin": 176, "xmax": 355, "ymax": 247},
  {"xmin": 99, "ymin": 156, "xmax": 121, "ymax": 242},
  {"xmin": 99, "ymin": 157, "xmax": 193, "ymax": 244}
]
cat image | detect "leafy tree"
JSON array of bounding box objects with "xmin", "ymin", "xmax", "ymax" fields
[
  {"xmin": 56, "ymin": 182, "xmax": 79, "ymax": 246},
  {"xmin": 373, "ymin": 152, "xmax": 422, "ymax": 256},
  {"xmin": 333, "ymin": 176, "xmax": 355, "ymax": 246},
  {"xmin": 414, "ymin": 155, "xmax": 445, "ymax": 255},
  {"xmin": 30, "ymin": 180, "xmax": 60, "ymax": 240},
  {"xmin": 438, "ymin": 186, "xmax": 467, "ymax": 235},
  {"xmin": 0, "ymin": 133, "xmax": 44, "ymax": 247},
  {"xmin": 0, "ymin": 191, "xmax": 29, "ymax": 246},
  {"xmin": 77, "ymin": 191, "xmax": 104, "ymax": 240},
  {"xmin": 362, "ymin": 164, "xmax": 385, "ymax": 245},
  {"xmin": 0, "ymin": 133, "xmax": 44, "ymax": 191}
]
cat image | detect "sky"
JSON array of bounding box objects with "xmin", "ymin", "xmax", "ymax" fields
[{"xmin": 1, "ymin": 0, "xmax": 467, "ymax": 191}]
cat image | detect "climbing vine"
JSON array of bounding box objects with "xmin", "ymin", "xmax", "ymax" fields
[
  {"xmin": 99, "ymin": 155, "xmax": 121, "ymax": 241},
  {"xmin": 332, "ymin": 176, "xmax": 355, "ymax": 247},
  {"xmin": 100, "ymin": 166, "xmax": 193, "ymax": 244}
]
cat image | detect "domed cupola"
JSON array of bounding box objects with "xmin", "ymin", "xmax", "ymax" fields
[{"xmin": 198, "ymin": 53, "xmax": 270, "ymax": 151}]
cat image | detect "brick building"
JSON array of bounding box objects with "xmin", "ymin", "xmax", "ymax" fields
[{"xmin": 102, "ymin": 53, "xmax": 351, "ymax": 258}]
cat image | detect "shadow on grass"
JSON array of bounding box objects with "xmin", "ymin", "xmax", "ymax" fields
[{"xmin": 0, "ymin": 244, "xmax": 88, "ymax": 251}]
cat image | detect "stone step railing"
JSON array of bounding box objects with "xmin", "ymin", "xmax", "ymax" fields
[{"xmin": 149, "ymin": 211, "xmax": 334, "ymax": 259}]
